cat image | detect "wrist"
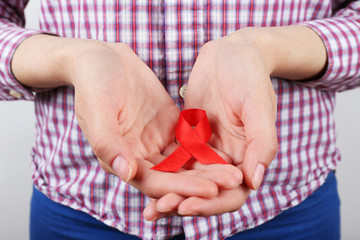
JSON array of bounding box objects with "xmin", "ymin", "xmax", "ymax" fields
[
  {"xmin": 227, "ymin": 26, "xmax": 327, "ymax": 81},
  {"xmin": 62, "ymin": 40, "xmax": 132, "ymax": 89},
  {"xmin": 224, "ymin": 27, "xmax": 278, "ymax": 76},
  {"xmin": 11, "ymin": 34, "xmax": 77, "ymax": 88},
  {"xmin": 11, "ymin": 35, "xmax": 119, "ymax": 88}
]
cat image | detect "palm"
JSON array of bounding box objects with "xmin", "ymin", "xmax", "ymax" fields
[
  {"xmin": 192, "ymin": 96, "xmax": 248, "ymax": 167},
  {"xmin": 186, "ymin": 39, "xmax": 277, "ymax": 187},
  {"xmin": 73, "ymin": 43, "xmax": 177, "ymax": 167},
  {"xmin": 185, "ymin": 42, "xmax": 259, "ymax": 168}
]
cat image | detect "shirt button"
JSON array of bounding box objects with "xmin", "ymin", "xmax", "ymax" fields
[
  {"xmin": 179, "ymin": 84, "xmax": 187, "ymax": 99},
  {"xmin": 9, "ymin": 89, "xmax": 22, "ymax": 99}
]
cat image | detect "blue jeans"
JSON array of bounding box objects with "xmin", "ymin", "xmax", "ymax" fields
[{"xmin": 30, "ymin": 172, "xmax": 340, "ymax": 240}]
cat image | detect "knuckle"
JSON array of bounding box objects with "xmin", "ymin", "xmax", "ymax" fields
[
  {"xmin": 208, "ymin": 184, "xmax": 219, "ymax": 198},
  {"xmin": 266, "ymin": 141, "xmax": 278, "ymax": 156},
  {"xmin": 91, "ymin": 134, "xmax": 108, "ymax": 160},
  {"xmin": 97, "ymin": 158, "xmax": 113, "ymax": 174},
  {"xmin": 261, "ymin": 141, "xmax": 278, "ymax": 168}
]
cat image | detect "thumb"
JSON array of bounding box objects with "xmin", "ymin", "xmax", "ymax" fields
[
  {"xmin": 242, "ymin": 133, "xmax": 277, "ymax": 190},
  {"xmin": 241, "ymin": 90, "xmax": 278, "ymax": 190},
  {"xmin": 94, "ymin": 133, "xmax": 137, "ymax": 182},
  {"xmin": 76, "ymin": 98, "xmax": 137, "ymax": 182}
]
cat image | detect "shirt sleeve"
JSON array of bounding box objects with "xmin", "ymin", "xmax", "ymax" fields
[
  {"xmin": 300, "ymin": 1, "xmax": 360, "ymax": 92},
  {"xmin": 0, "ymin": 0, "xmax": 43, "ymax": 101}
]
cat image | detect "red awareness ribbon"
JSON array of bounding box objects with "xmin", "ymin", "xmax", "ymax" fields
[{"xmin": 152, "ymin": 109, "xmax": 227, "ymax": 172}]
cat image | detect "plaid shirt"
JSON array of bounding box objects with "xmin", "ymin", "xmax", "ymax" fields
[{"xmin": 1, "ymin": 0, "xmax": 360, "ymax": 239}]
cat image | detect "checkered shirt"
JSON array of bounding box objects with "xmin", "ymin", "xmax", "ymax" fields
[{"xmin": 1, "ymin": 0, "xmax": 360, "ymax": 239}]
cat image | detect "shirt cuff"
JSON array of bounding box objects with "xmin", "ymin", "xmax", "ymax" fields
[
  {"xmin": 0, "ymin": 27, "xmax": 44, "ymax": 101},
  {"xmin": 300, "ymin": 17, "xmax": 360, "ymax": 92}
]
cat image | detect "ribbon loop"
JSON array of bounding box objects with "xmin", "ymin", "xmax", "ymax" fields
[{"xmin": 152, "ymin": 109, "xmax": 227, "ymax": 172}]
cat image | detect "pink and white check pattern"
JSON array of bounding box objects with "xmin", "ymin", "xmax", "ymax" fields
[{"xmin": 1, "ymin": 0, "xmax": 360, "ymax": 239}]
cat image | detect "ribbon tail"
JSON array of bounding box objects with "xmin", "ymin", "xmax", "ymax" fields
[
  {"xmin": 197, "ymin": 153, "xmax": 228, "ymax": 165},
  {"xmin": 184, "ymin": 142, "xmax": 228, "ymax": 165},
  {"xmin": 151, "ymin": 146, "xmax": 192, "ymax": 172}
]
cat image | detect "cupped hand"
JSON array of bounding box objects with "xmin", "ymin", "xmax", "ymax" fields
[
  {"xmin": 185, "ymin": 32, "xmax": 278, "ymax": 190},
  {"xmin": 71, "ymin": 42, "xmax": 176, "ymax": 182},
  {"xmin": 70, "ymin": 41, "xmax": 243, "ymax": 199},
  {"xmin": 143, "ymin": 31, "xmax": 278, "ymax": 219}
]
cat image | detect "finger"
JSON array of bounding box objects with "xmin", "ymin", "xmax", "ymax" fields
[
  {"xmin": 181, "ymin": 169, "xmax": 241, "ymax": 189},
  {"xmin": 91, "ymin": 129, "xmax": 137, "ymax": 183},
  {"xmin": 144, "ymin": 195, "xmax": 183, "ymax": 221},
  {"xmin": 177, "ymin": 184, "xmax": 251, "ymax": 216},
  {"xmin": 143, "ymin": 199, "xmax": 167, "ymax": 221},
  {"xmin": 240, "ymin": 82, "xmax": 278, "ymax": 190},
  {"xmin": 131, "ymin": 159, "xmax": 219, "ymax": 199},
  {"xmin": 156, "ymin": 193, "xmax": 185, "ymax": 213},
  {"xmin": 189, "ymin": 161, "xmax": 239, "ymax": 175},
  {"xmin": 181, "ymin": 164, "xmax": 243, "ymax": 189},
  {"xmin": 143, "ymin": 199, "xmax": 158, "ymax": 221}
]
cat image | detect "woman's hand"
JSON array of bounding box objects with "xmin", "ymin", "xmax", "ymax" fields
[
  {"xmin": 143, "ymin": 30, "xmax": 278, "ymax": 219},
  {"xmin": 184, "ymin": 25, "xmax": 327, "ymax": 190},
  {"xmin": 143, "ymin": 26, "xmax": 328, "ymax": 219},
  {"xmin": 185, "ymin": 32, "xmax": 278, "ymax": 190}
]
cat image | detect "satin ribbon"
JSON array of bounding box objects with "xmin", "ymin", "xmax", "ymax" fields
[{"xmin": 152, "ymin": 109, "xmax": 227, "ymax": 172}]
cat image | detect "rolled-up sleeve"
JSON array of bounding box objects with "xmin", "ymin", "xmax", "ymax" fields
[
  {"xmin": 301, "ymin": 1, "xmax": 360, "ymax": 92},
  {"xmin": 0, "ymin": 0, "xmax": 43, "ymax": 101}
]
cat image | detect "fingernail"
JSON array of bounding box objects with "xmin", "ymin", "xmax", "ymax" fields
[
  {"xmin": 252, "ymin": 164, "xmax": 265, "ymax": 190},
  {"xmin": 158, "ymin": 207, "xmax": 171, "ymax": 213},
  {"xmin": 178, "ymin": 208, "xmax": 198, "ymax": 216},
  {"xmin": 151, "ymin": 214, "xmax": 167, "ymax": 221},
  {"xmin": 112, "ymin": 156, "xmax": 132, "ymax": 182},
  {"xmin": 178, "ymin": 210, "xmax": 196, "ymax": 216}
]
